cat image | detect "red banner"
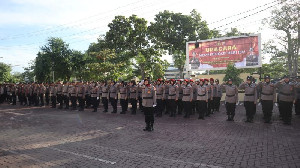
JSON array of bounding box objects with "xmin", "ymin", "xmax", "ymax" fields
[{"xmin": 186, "ymin": 35, "xmax": 261, "ymax": 70}]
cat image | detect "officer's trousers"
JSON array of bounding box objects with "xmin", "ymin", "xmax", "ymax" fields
[
  {"xmin": 120, "ymin": 99, "xmax": 127, "ymax": 113},
  {"xmin": 110, "ymin": 98, "xmax": 117, "ymax": 112},
  {"xmin": 130, "ymin": 98, "xmax": 137, "ymax": 114},
  {"xmin": 12, "ymin": 93, "xmax": 16, "ymax": 105},
  {"xmin": 225, "ymin": 102, "xmax": 236, "ymax": 119},
  {"xmin": 207, "ymin": 99, "xmax": 213, "ymax": 116},
  {"xmin": 102, "ymin": 97, "xmax": 108, "ymax": 111},
  {"xmin": 78, "ymin": 97, "xmax": 85, "ymax": 111},
  {"xmin": 182, "ymin": 101, "xmax": 191, "ymax": 118},
  {"xmin": 279, "ymin": 101, "xmax": 293, "ymax": 124},
  {"xmin": 57, "ymin": 94, "xmax": 63, "ymax": 108},
  {"xmin": 51, "ymin": 96, "xmax": 56, "ymax": 108},
  {"xmin": 261, "ymin": 100, "xmax": 273, "ymax": 122},
  {"xmin": 45, "ymin": 93, "xmax": 49, "ymax": 105},
  {"xmin": 91, "ymin": 97, "xmax": 98, "ymax": 111},
  {"xmin": 197, "ymin": 100, "xmax": 207, "ymax": 119},
  {"xmin": 71, "ymin": 96, "xmax": 77, "ymax": 109},
  {"xmin": 155, "ymin": 99, "xmax": 163, "ymax": 116},
  {"xmin": 39, "ymin": 94, "xmax": 44, "ymax": 106},
  {"xmin": 244, "ymin": 101, "xmax": 256, "ymax": 121},
  {"xmin": 144, "ymin": 107, "xmax": 154, "ymax": 128},
  {"xmin": 168, "ymin": 99, "xmax": 176, "ymax": 117},
  {"xmin": 213, "ymin": 97, "xmax": 221, "ymax": 111},
  {"xmin": 176, "ymin": 99, "xmax": 183, "ymax": 114},
  {"xmin": 63, "ymin": 95, "xmax": 69, "ymax": 109}
]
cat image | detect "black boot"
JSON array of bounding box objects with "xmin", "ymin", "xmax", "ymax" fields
[
  {"xmin": 149, "ymin": 123, "xmax": 154, "ymax": 131},
  {"xmin": 227, "ymin": 115, "xmax": 231, "ymax": 121},
  {"xmin": 143, "ymin": 123, "xmax": 150, "ymax": 131}
]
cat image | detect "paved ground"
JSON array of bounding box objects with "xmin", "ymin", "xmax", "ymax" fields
[{"xmin": 0, "ymin": 102, "xmax": 300, "ymax": 168}]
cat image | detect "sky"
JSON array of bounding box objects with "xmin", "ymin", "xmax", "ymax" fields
[{"xmin": 0, "ymin": 0, "xmax": 280, "ymax": 73}]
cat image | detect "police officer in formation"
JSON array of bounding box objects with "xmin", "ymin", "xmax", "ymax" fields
[{"xmin": 1, "ymin": 74, "xmax": 300, "ymax": 128}]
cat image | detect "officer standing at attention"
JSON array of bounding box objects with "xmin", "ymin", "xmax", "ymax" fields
[
  {"xmin": 163, "ymin": 80, "xmax": 170, "ymax": 115},
  {"xmin": 56, "ymin": 81, "xmax": 63, "ymax": 109},
  {"xmin": 119, "ymin": 81, "xmax": 128, "ymax": 114},
  {"xmin": 221, "ymin": 78, "xmax": 238, "ymax": 121},
  {"xmin": 39, "ymin": 83, "xmax": 46, "ymax": 107},
  {"xmin": 206, "ymin": 78, "xmax": 214, "ymax": 116},
  {"xmin": 176, "ymin": 79, "xmax": 183, "ymax": 115},
  {"xmin": 77, "ymin": 81, "xmax": 86, "ymax": 111},
  {"xmin": 182, "ymin": 79, "xmax": 193, "ymax": 118},
  {"xmin": 90, "ymin": 82, "xmax": 99, "ymax": 112},
  {"xmin": 142, "ymin": 79, "xmax": 156, "ymax": 131},
  {"xmin": 212, "ymin": 79, "xmax": 222, "ymax": 112},
  {"xmin": 166, "ymin": 79, "xmax": 177, "ymax": 117},
  {"xmin": 129, "ymin": 80, "xmax": 138, "ymax": 115},
  {"xmin": 197, "ymin": 79, "xmax": 208, "ymax": 120},
  {"xmin": 155, "ymin": 78, "xmax": 164, "ymax": 117},
  {"xmin": 239, "ymin": 76, "xmax": 257, "ymax": 123},
  {"xmin": 69, "ymin": 82, "xmax": 77, "ymax": 110},
  {"xmin": 62, "ymin": 82, "xmax": 70, "ymax": 109},
  {"xmin": 257, "ymin": 75, "xmax": 276, "ymax": 123},
  {"xmin": 101, "ymin": 81, "xmax": 109, "ymax": 113},
  {"xmin": 274, "ymin": 75, "xmax": 296, "ymax": 125},
  {"xmin": 50, "ymin": 82, "xmax": 57, "ymax": 108},
  {"xmin": 109, "ymin": 81, "xmax": 118, "ymax": 113}
]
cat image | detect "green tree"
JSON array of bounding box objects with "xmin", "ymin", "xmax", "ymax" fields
[
  {"xmin": 35, "ymin": 37, "xmax": 72, "ymax": 82},
  {"xmin": 223, "ymin": 64, "xmax": 243, "ymax": 86},
  {"xmin": 149, "ymin": 10, "xmax": 213, "ymax": 78},
  {"xmin": 264, "ymin": 0, "xmax": 299, "ymax": 76},
  {"xmin": 0, "ymin": 62, "xmax": 12, "ymax": 83}
]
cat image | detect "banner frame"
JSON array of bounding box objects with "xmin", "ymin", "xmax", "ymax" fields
[{"xmin": 185, "ymin": 34, "xmax": 262, "ymax": 72}]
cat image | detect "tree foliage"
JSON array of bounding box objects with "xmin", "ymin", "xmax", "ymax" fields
[
  {"xmin": 0, "ymin": 62, "xmax": 12, "ymax": 83},
  {"xmin": 223, "ymin": 64, "xmax": 243, "ymax": 86}
]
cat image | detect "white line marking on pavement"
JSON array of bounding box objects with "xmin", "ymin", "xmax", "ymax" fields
[
  {"xmin": 48, "ymin": 147, "xmax": 116, "ymax": 165},
  {"xmin": 84, "ymin": 144, "xmax": 222, "ymax": 168}
]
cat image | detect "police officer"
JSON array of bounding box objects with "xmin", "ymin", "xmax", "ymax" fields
[
  {"xmin": 197, "ymin": 79, "xmax": 208, "ymax": 120},
  {"xmin": 182, "ymin": 79, "xmax": 193, "ymax": 118},
  {"xmin": 56, "ymin": 81, "xmax": 63, "ymax": 109},
  {"xmin": 221, "ymin": 78, "xmax": 238, "ymax": 121},
  {"xmin": 45, "ymin": 83, "xmax": 50, "ymax": 106},
  {"xmin": 129, "ymin": 80, "xmax": 138, "ymax": 115},
  {"xmin": 191, "ymin": 79, "xmax": 197, "ymax": 115},
  {"xmin": 39, "ymin": 83, "xmax": 46, "ymax": 106},
  {"xmin": 213, "ymin": 79, "xmax": 222, "ymax": 112},
  {"xmin": 142, "ymin": 79, "xmax": 156, "ymax": 131},
  {"xmin": 166, "ymin": 79, "xmax": 177, "ymax": 117},
  {"xmin": 33, "ymin": 83, "xmax": 39, "ymax": 106},
  {"xmin": 101, "ymin": 81, "xmax": 109, "ymax": 113},
  {"xmin": 176, "ymin": 79, "xmax": 183, "ymax": 115},
  {"xmin": 90, "ymin": 82, "xmax": 99, "ymax": 112},
  {"xmin": 239, "ymin": 76, "xmax": 257, "ymax": 123},
  {"xmin": 155, "ymin": 78, "xmax": 164, "ymax": 117},
  {"xmin": 119, "ymin": 81, "xmax": 128, "ymax": 114},
  {"xmin": 69, "ymin": 82, "xmax": 77, "ymax": 110},
  {"xmin": 257, "ymin": 75, "xmax": 276, "ymax": 123},
  {"xmin": 11, "ymin": 84, "xmax": 17, "ymax": 105},
  {"xmin": 163, "ymin": 80, "xmax": 170, "ymax": 114},
  {"xmin": 205, "ymin": 78, "xmax": 214, "ymax": 116},
  {"xmin": 62, "ymin": 82, "xmax": 70, "ymax": 109},
  {"xmin": 77, "ymin": 81, "xmax": 85, "ymax": 111},
  {"xmin": 109, "ymin": 81, "xmax": 118, "ymax": 113},
  {"xmin": 275, "ymin": 75, "xmax": 296, "ymax": 125},
  {"xmin": 50, "ymin": 83, "xmax": 57, "ymax": 108}
]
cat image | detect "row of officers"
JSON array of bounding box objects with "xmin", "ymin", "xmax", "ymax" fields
[{"xmin": 1, "ymin": 75, "xmax": 300, "ymax": 130}]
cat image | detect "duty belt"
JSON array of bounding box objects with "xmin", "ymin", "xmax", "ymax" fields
[
  {"xmin": 198, "ymin": 94, "xmax": 206, "ymax": 96},
  {"xmin": 156, "ymin": 94, "xmax": 162, "ymax": 95},
  {"xmin": 143, "ymin": 97, "xmax": 153, "ymax": 99},
  {"xmin": 169, "ymin": 94, "xmax": 176, "ymax": 96},
  {"xmin": 261, "ymin": 92, "xmax": 273, "ymax": 96},
  {"xmin": 110, "ymin": 92, "xmax": 116, "ymax": 93},
  {"xmin": 279, "ymin": 92, "xmax": 292, "ymax": 96},
  {"xmin": 120, "ymin": 93, "xmax": 126, "ymax": 94},
  {"xmin": 245, "ymin": 94, "xmax": 254, "ymax": 96},
  {"xmin": 226, "ymin": 95, "xmax": 235, "ymax": 97},
  {"xmin": 91, "ymin": 93, "xmax": 97, "ymax": 95},
  {"xmin": 102, "ymin": 92, "xmax": 108, "ymax": 93},
  {"xmin": 183, "ymin": 94, "xmax": 190, "ymax": 96},
  {"xmin": 130, "ymin": 92, "xmax": 136, "ymax": 93}
]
